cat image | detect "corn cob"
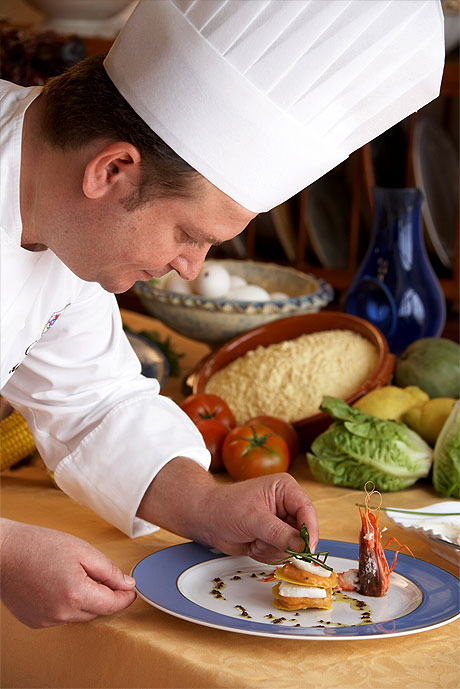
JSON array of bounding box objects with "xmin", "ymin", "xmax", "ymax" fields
[{"xmin": 0, "ymin": 410, "xmax": 36, "ymax": 470}]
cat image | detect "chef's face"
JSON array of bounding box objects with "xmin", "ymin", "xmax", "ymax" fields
[{"xmin": 51, "ymin": 178, "xmax": 256, "ymax": 294}]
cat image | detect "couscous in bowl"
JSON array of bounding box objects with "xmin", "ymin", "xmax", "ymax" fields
[{"xmin": 191, "ymin": 312, "xmax": 395, "ymax": 449}]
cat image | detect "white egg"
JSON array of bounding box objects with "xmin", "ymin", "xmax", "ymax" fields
[
  {"xmin": 164, "ymin": 273, "xmax": 192, "ymax": 294},
  {"xmin": 228, "ymin": 274, "xmax": 247, "ymax": 289},
  {"xmin": 194, "ymin": 264, "xmax": 231, "ymax": 298},
  {"xmin": 269, "ymin": 292, "xmax": 290, "ymax": 300},
  {"xmin": 225, "ymin": 284, "xmax": 270, "ymax": 301}
]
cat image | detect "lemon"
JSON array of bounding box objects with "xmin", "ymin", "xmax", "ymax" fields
[
  {"xmin": 403, "ymin": 398, "xmax": 457, "ymax": 446},
  {"xmin": 353, "ymin": 385, "xmax": 429, "ymax": 421}
]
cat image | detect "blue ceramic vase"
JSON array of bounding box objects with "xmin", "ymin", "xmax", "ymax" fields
[{"xmin": 344, "ymin": 187, "xmax": 446, "ymax": 355}]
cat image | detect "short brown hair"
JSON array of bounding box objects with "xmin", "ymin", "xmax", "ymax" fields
[{"xmin": 41, "ymin": 54, "xmax": 200, "ymax": 208}]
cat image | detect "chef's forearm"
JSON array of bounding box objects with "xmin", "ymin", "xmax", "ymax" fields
[{"xmin": 136, "ymin": 457, "xmax": 216, "ymax": 545}]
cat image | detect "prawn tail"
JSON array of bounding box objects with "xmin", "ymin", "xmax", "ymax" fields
[{"xmin": 337, "ymin": 569, "xmax": 359, "ymax": 592}]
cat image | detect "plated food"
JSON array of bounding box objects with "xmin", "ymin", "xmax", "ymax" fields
[
  {"xmin": 265, "ymin": 524, "xmax": 337, "ymax": 611},
  {"xmin": 267, "ymin": 485, "xmax": 413, "ymax": 615},
  {"xmin": 273, "ymin": 559, "xmax": 337, "ymax": 611}
]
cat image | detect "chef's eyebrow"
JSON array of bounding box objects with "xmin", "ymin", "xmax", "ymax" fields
[{"xmin": 178, "ymin": 225, "xmax": 223, "ymax": 247}]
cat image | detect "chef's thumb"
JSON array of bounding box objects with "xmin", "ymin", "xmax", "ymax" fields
[{"xmin": 83, "ymin": 551, "xmax": 136, "ymax": 591}]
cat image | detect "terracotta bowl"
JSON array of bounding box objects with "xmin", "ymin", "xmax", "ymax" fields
[{"xmin": 191, "ymin": 312, "xmax": 395, "ymax": 450}]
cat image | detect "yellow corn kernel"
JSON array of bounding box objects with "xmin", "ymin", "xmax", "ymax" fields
[{"xmin": 0, "ymin": 410, "xmax": 35, "ymax": 471}]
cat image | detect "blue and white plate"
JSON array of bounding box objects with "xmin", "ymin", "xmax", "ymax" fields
[{"xmin": 132, "ymin": 540, "xmax": 460, "ymax": 640}]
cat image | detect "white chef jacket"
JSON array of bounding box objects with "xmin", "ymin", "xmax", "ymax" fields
[{"xmin": 0, "ymin": 80, "xmax": 210, "ymax": 537}]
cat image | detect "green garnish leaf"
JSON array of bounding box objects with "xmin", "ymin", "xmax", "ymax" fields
[
  {"xmin": 271, "ymin": 523, "xmax": 333, "ymax": 572},
  {"xmin": 300, "ymin": 523, "xmax": 310, "ymax": 553},
  {"xmin": 356, "ymin": 504, "xmax": 460, "ymax": 517}
]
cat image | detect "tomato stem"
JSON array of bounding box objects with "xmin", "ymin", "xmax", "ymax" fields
[
  {"xmin": 199, "ymin": 410, "xmax": 216, "ymax": 420},
  {"xmin": 239, "ymin": 428, "xmax": 277, "ymax": 457}
]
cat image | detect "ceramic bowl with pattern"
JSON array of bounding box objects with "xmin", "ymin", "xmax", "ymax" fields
[{"xmin": 134, "ymin": 260, "xmax": 334, "ymax": 348}]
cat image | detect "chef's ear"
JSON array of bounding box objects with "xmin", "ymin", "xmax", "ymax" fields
[{"xmin": 82, "ymin": 142, "xmax": 142, "ymax": 199}]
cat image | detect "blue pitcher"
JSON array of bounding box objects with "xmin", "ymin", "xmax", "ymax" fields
[{"xmin": 344, "ymin": 187, "xmax": 446, "ymax": 355}]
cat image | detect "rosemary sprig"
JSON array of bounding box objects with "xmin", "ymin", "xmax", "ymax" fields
[
  {"xmin": 357, "ymin": 504, "xmax": 460, "ymax": 517},
  {"xmin": 272, "ymin": 523, "xmax": 333, "ymax": 572}
]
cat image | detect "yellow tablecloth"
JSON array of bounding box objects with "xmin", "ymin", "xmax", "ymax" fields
[{"xmin": 1, "ymin": 311, "xmax": 459, "ymax": 689}]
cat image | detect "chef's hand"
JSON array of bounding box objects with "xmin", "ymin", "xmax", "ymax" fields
[
  {"xmin": 138, "ymin": 458, "xmax": 318, "ymax": 563},
  {"xmin": 203, "ymin": 472, "xmax": 318, "ymax": 562},
  {"xmin": 0, "ymin": 519, "xmax": 136, "ymax": 628}
]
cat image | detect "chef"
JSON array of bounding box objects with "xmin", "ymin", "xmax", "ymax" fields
[{"xmin": 0, "ymin": 0, "xmax": 444, "ymax": 627}]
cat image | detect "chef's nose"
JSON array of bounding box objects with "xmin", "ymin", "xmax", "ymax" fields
[{"xmin": 170, "ymin": 248, "xmax": 209, "ymax": 281}]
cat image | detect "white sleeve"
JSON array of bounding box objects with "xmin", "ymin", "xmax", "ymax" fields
[{"xmin": 2, "ymin": 284, "xmax": 210, "ymax": 537}]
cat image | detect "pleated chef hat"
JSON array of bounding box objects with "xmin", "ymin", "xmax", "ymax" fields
[{"xmin": 104, "ymin": 0, "xmax": 445, "ymax": 212}]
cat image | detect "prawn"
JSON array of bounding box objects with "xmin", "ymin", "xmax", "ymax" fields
[{"xmin": 338, "ymin": 482, "xmax": 414, "ymax": 597}]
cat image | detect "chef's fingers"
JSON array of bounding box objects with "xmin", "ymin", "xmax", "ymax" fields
[
  {"xmin": 246, "ymin": 513, "xmax": 307, "ymax": 562},
  {"xmin": 213, "ymin": 514, "xmax": 310, "ymax": 562},
  {"xmin": 82, "ymin": 552, "xmax": 136, "ymax": 591},
  {"xmin": 276, "ymin": 479, "xmax": 319, "ymax": 552},
  {"xmin": 81, "ymin": 580, "xmax": 137, "ymax": 617}
]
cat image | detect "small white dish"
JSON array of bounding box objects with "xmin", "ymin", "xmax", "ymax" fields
[{"xmin": 385, "ymin": 502, "xmax": 460, "ymax": 566}]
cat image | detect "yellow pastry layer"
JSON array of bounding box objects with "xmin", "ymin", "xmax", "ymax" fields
[
  {"xmin": 272, "ymin": 583, "xmax": 333, "ymax": 611},
  {"xmin": 274, "ymin": 563, "xmax": 337, "ymax": 589}
]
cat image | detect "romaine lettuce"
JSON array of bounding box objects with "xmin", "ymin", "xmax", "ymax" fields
[
  {"xmin": 433, "ymin": 400, "xmax": 460, "ymax": 498},
  {"xmin": 307, "ymin": 397, "xmax": 433, "ymax": 492}
]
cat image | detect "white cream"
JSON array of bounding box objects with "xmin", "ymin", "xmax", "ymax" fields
[
  {"xmin": 278, "ymin": 582, "xmax": 327, "ymax": 599},
  {"xmin": 291, "ymin": 558, "xmax": 332, "ymax": 577}
]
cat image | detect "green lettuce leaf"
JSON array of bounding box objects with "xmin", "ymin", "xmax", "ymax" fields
[
  {"xmin": 306, "ymin": 397, "xmax": 433, "ymax": 492},
  {"xmin": 433, "ymin": 401, "xmax": 460, "ymax": 498}
]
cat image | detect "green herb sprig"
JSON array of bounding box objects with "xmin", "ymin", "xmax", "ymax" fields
[
  {"xmin": 272, "ymin": 524, "xmax": 333, "ymax": 572},
  {"xmin": 356, "ymin": 504, "xmax": 460, "ymax": 517}
]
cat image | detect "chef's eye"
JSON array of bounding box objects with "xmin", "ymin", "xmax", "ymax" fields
[
  {"xmin": 182, "ymin": 231, "xmax": 206, "ymax": 248},
  {"xmin": 177, "ymin": 227, "xmax": 196, "ymax": 245},
  {"xmin": 185, "ymin": 234, "xmax": 199, "ymax": 246}
]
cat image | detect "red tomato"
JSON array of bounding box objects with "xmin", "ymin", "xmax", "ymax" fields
[
  {"xmin": 222, "ymin": 423, "xmax": 290, "ymax": 481},
  {"xmin": 196, "ymin": 418, "xmax": 229, "ymax": 473},
  {"xmin": 247, "ymin": 415, "xmax": 299, "ymax": 461},
  {"xmin": 180, "ymin": 393, "xmax": 235, "ymax": 429}
]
